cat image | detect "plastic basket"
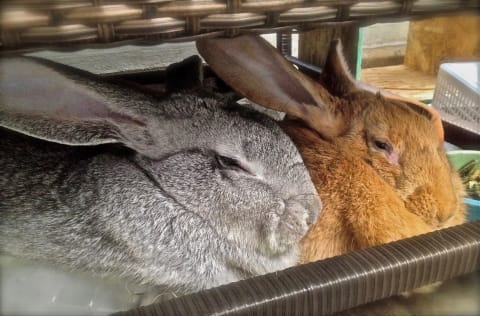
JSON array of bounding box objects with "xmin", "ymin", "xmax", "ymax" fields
[{"xmin": 432, "ymin": 62, "xmax": 480, "ymax": 135}]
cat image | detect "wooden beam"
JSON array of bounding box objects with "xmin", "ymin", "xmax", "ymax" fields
[
  {"xmin": 298, "ymin": 23, "xmax": 360, "ymax": 77},
  {"xmin": 405, "ymin": 13, "xmax": 480, "ymax": 75}
]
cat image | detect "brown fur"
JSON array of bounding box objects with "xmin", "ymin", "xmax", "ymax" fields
[{"xmin": 281, "ymin": 93, "xmax": 466, "ymax": 263}]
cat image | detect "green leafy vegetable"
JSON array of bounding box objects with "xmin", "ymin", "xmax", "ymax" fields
[{"xmin": 458, "ymin": 159, "xmax": 480, "ymax": 200}]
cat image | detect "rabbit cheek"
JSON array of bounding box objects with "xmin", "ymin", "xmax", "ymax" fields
[{"xmin": 367, "ymin": 154, "xmax": 399, "ymax": 187}]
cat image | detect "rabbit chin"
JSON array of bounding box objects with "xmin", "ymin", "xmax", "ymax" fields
[
  {"xmin": 256, "ymin": 247, "xmax": 300, "ymax": 274},
  {"xmin": 226, "ymin": 246, "xmax": 300, "ymax": 282},
  {"xmin": 138, "ymin": 250, "xmax": 300, "ymax": 306}
]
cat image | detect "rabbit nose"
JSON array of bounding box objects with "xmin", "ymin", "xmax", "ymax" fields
[
  {"xmin": 436, "ymin": 195, "xmax": 459, "ymax": 224},
  {"xmin": 437, "ymin": 211, "xmax": 455, "ymax": 225},
  {"xmin": 288, "ymin": 194, "xmax": 321, "ymax": 226},
  {"xmin": 433, "ymin": 178, "xmax": 461, "ymax": 224}
]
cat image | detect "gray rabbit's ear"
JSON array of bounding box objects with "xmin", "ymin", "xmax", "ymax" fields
[
  {"xmin": 322, "ymin": 40, "xmax": 444, "ymax": 141},
  {"xmin": 196, "ymin": 34, "xmax": 349, "ymax": 139},
  {"xmin": 0, "ymin": 57, "xmax": 159, "ymax": 156}
]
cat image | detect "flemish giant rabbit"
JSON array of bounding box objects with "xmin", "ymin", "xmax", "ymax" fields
[
  {"xmin": 0, "ymin": 58, "xmax": 320, "ymax": 294},
  {"xmin": 197, "ymin": 34, "xmax": 466, "ymax": 263}
]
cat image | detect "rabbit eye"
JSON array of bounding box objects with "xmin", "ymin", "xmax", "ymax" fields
[
  {"xmin": 215, "ymin": 155, "xmax": 252, "ymax": 174},
  {"xmin": 374, "ymin": 140, "xmax": 392, "ymax": 153}
]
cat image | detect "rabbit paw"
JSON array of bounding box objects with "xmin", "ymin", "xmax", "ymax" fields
[{"xmin": 263, "ymin": 200, "xmax": 310, "ymax": 254}]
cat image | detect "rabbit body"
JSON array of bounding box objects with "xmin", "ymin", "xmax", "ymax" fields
[{"xmin": 0, "ymin": 58, "xmax": 320, "ymax": 294}]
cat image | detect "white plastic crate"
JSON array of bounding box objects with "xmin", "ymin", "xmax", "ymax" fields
[
  {"xmin": 0, "ymin": 255, "xmax": 156, "ymax": 316},
  {"xmin": 432, "ymin": 62, "xmax": 480, "ymax": 134}
]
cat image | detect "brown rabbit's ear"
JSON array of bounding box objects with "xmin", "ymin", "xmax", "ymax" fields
[
  {"xmin": 196, "ymin": 34, "xmax": 349, "ymax": 139},
  {"xmin": 322, "ymin": 39, "xmax": 377, "ymax": 96},
  {"xmin": 322, "ymin": 39, "xmax": 357, "ymax": 95},
  {"xmin": 323, "ymin": 39, "xmax": 444, "ymax": 141}
]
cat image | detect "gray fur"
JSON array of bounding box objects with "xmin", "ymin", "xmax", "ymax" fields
[{"xmin": 0, "ymin": 58, "xmax": 320, "ymax": 295}]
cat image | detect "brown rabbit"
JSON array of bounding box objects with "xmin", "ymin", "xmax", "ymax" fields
[{"xmin": 197, "ymin": 34, "xmax": 466, "ymax": 263}]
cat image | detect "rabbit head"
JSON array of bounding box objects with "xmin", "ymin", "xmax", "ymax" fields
[
  {"xmin": 197, "ymin": 34, "xmax": 466, "ymax": 262},
  {"xmin": 0, "ymin": 57, "xmax": 320, "ymax": 291}
]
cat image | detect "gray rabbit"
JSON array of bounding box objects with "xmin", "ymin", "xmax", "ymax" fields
[{"xmin": 0, "ymin": 57, "xmax": 320, "ymax": 295}]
